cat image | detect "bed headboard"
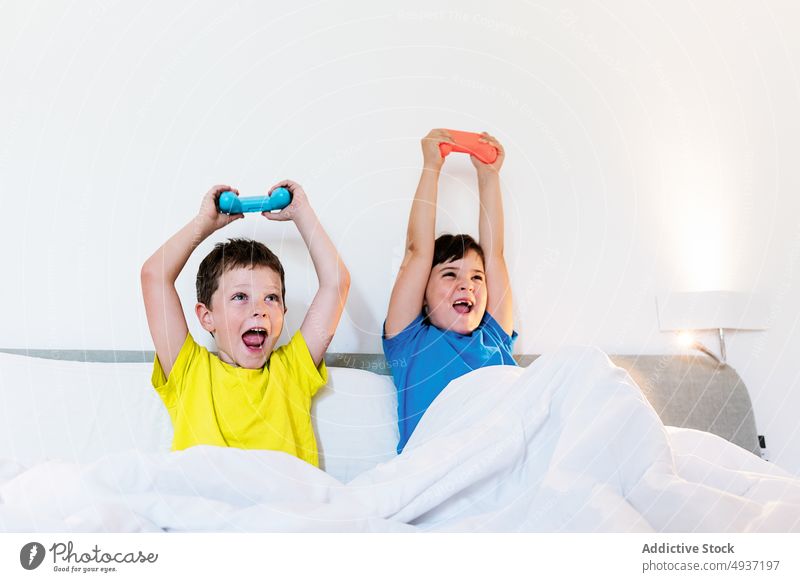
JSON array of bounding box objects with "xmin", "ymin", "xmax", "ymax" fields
[
  {"xmin": 329, "ymin": 353, "xmax": 760, "ymax": 456},
  {"xmin": 0, "ymin": 349, "xmax": 760, "ymax": 455}
]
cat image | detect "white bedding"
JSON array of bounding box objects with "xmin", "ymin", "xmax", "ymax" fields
[{"xmin": 1, "ymin": 346, "xmax": 798, "ymax": 532}]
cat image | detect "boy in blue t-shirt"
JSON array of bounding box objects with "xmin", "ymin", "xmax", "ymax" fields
[{"xmin": 383, "ymin": 129, "xmax": 517, "ymax": 453}]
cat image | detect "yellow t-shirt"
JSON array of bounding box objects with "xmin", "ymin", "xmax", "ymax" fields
[{"xmin": 151, "ymin": 330, "xmax": 327, "ymax": 467}]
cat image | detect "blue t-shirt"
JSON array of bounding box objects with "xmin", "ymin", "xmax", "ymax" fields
[{"xmin": 383, "ymin": 311, "xmax": 518, "ymax": 453}]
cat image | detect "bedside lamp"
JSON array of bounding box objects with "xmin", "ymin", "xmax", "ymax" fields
[{"xmin": 656, "ymin": 291, "xmax": 769, "ymax": 365}]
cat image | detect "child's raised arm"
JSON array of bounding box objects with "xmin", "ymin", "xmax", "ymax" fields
[
  {"xmin": 384, "ymin": 129, "xmax": 454, "ymax": 338},
  {"xmin": 263, "ymin": 180, "xmax": 350, "ymax": 366},
  {"xmin": 140, "ymin": 185, "xmax": 243, "ymax": 376},
  {"xmin": 473, "ymin": 133, "xmax": 514, "ymax": 335}
]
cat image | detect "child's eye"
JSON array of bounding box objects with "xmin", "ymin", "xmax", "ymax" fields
[
  {"xmin": 442, "ymin": 272, "xmax": 456, "ymax": 278},
  {"xmin": 266, "ymin": 294, "xmax": 279, "ymax": 303},
  {"xmin": 472, "ymin": 275, "xmax": 484, "ymax": 282},
  {"xmin": 232, "ymin": 293, "xmax": 247, "ymax": 301}
]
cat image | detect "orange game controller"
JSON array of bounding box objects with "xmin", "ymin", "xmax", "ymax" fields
[{"xmin": 438, "ymin": 129, "xmax": 499, "ymax": 164}]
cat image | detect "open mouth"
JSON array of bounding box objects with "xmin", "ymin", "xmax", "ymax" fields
[
  {"xmin": 452, "ymin": 300, "xmax": 474, "ymax": 315},
  {"xmin": 241, "ymin": 327, "xmax": 268, "ymax": 351}
]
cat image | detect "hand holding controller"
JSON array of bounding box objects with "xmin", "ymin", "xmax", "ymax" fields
[
  {"xmin": 438, "ymin": 129, "xmax": 499, "ymax": 164},
  {"xmin": 218, "ymin": 188, "xmax": 292, "ymax": 214}
]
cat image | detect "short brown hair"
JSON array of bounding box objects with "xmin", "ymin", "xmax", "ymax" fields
[
  {"xmin": 196, "ymin": 238, "xmax": 285, "ymax": 307},
  {"xmin": 432, "ymin": 234, "xmax": 485, "ymax": 269}
]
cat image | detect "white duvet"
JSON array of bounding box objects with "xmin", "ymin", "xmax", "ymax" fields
[{"xmin": 2, "ymin": 347, "xmax": 799, "ymax": 532}]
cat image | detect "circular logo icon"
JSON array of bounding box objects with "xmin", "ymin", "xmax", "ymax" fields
[{"xmin": 20, "ymin": 542, "xmax": 46, "ymax": 570}]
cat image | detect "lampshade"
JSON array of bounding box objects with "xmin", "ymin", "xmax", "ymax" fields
[{"xmin": 656, "ymin": 291, "xmax": 769, "ymax": 331}]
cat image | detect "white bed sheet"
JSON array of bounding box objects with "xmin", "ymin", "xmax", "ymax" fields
[{"xmin": 1, "ymin": 346, "xmax": 798, "ymax": 532}]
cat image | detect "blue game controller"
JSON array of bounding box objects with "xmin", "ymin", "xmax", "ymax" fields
[{"xmin": 217, "ymin": 188, "xmax": 292, "ymax": 214}]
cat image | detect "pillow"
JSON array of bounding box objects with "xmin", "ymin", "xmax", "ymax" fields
[
  {"xmin": 0, "ymin": 353, "xmax": 400, "ymax": 483},
  {"xmin": 312, "ymin": 367, "xmax": 399, "ymax": 483},
  {"xmin": 0, "ymin": 353, "xmax": 172, "ymax": 468}
]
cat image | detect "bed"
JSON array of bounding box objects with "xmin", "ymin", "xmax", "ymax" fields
[{"xmin": 1, "ymin": 346, "xmax": 797, "ymax": 533}]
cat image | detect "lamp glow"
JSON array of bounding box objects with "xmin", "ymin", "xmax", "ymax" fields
[{"xmin": 676, "ymin": 331, "xmax": 696, "ymax": 348}]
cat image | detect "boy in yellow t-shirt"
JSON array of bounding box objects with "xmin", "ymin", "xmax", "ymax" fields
[{"xmin": 141, "ymin": 180, "xmax": 350, "ymax": 467}]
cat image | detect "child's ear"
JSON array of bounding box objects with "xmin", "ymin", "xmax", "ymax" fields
[{"xmin": 195, "ymin": 302, "xmax": 215, "ymax": 333}]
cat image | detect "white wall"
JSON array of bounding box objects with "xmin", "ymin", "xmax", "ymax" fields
[{"xmin": 2, "ymin": 0, "xmax": 799, "ymax": 472}]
